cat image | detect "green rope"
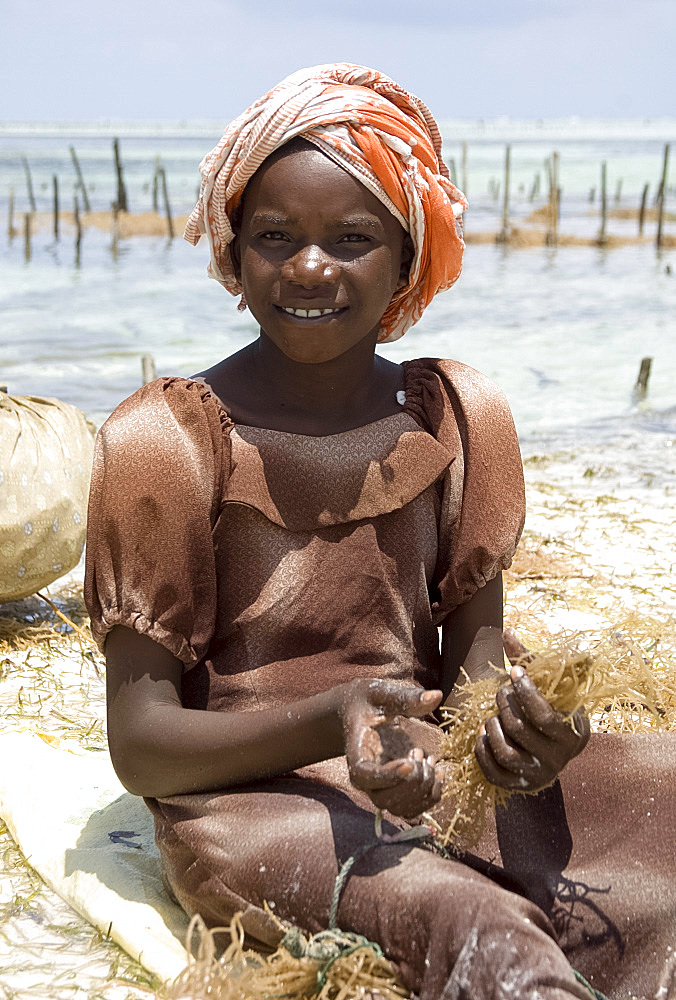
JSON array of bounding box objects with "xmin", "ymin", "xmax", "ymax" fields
[
  {"xmin": 276, "ymin": 812, "xmax": 613, "ymax": 1000},
  {"xmin": 272, "ymin": 814, "xmax": 434, "ymax": 997},
  {"xmin": 329, "ymin": 843, "xmax": 380, "ymax": 930},
  {"xmin": 329, "ymin": 811, "xmax": 434, "ymax": 929},
  {"xmin": 279, "ymin": 925, "xmax": 386, "ymax": 994},
  {"xmin": 573, "ymin": 967, "xmax": 610, "ymax": 1000}
]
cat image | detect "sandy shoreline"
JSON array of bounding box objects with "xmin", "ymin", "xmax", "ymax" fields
[{"xmin": 0, "ymin": 434, "xmax": 675, "ymax": 997}]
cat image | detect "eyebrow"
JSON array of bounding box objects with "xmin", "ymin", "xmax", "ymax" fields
[{"xmin": 249, "ymin": 213, "xmax": 383, "ymax": 232}]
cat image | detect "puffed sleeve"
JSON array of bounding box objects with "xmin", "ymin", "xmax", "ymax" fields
[
  {"xmin": 84, "ymin": 378, "xmax": 231, "ymax": 666},
  {"xmin": 405, "ymin": 359, "xmax": 525, "ymax": 622}
]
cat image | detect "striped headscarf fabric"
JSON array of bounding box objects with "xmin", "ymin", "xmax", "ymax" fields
[{"xmin": 184, "ymin": 63, "xmax": 468, "ymax": 343}]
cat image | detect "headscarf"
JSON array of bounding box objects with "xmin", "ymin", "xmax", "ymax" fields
[{"xmin": 184, "ymin": 63, "xmax": 468, "ymax": 343}]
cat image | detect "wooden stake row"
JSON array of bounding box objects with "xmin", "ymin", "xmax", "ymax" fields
[
  {"xmin": 11, "ymin": 142, "xmax": 671, "ymax": 254},
  {"xmin": 457, "ymin": 140, "xmax": 670, "ymax": 248}
]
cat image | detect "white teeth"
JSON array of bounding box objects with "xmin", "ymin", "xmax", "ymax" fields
[{"xmin": 281, "ymin": 306, "xmax": 340, "ymax": 318}]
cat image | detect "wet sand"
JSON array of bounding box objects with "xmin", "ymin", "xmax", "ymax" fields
[{"xmin": 17, "ymin": 209, "xmax": 676, "ymax": 249}]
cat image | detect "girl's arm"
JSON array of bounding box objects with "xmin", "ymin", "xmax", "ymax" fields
[
  {"xmin": 440, "ymin": 573, "xmax": 589, "ymax": 792},
  {"xmin": 105, "ymin": 624, "xmax": 442, "ymax": 811},
  {"xmin": 440, "ymin": 573, "xmax": 505, "ymax": 706}
]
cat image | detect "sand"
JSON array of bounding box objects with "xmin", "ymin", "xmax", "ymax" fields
[
  {"xmin": 17, "ymin": 210, "xmax": 190, "ymax": 239},
  {"xmin": 15, "ymin": 209, "xmax": 676, "ymax": 250}
]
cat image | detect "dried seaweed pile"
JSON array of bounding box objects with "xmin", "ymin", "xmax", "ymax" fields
[
  {"xmin": 0, "ymin": 587, "xmax": 95, "ymax": 655},
  {"xmin": 438, "ymin": 616, "xmax": 676, "ymax": 848},
  {"xmin": 167, "ymin": 914, "xmax": 408, "ymax": 1000}
]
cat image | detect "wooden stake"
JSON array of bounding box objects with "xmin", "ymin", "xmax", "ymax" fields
[
  {"xmin": 159, "ymin": 167, "xmax": 174, "ymax": 239},
  {"xmin": 461, "ymin": 142, "xmax": 468, "ymax": 196},
  {"xmin": 615, "ymin": 178, "xmax": 623, "ymax": 203},
  {"xmin": 8, "ymin": 186, "xmax": 14, "ymax": 240},
  {"xmin": 448, "ymin": 157, "xmax": 457, "ymax": 187},
  {"xmin": 152, "ymin": 155, "xmax": 160, "ymax": 212},
  {"xmin": 23, "ymin": 212, "xmax": 31, "ymax": 262},
  {"xmin": 546, "ymin": 152, "xmax": 559, "ymax": 246},
  {"xmin": 113, "ymin": 138, "xmax": 128, "ymax": 213},
  {"xmin": 52, "ymin": 175, "xmax": 59, "ymax": 240},
  {"xmin": 497, "ymin": 145, "xmax": 511, "ymax": 243},
  {"xmin": 74, "ymin": 194, "xmax": 82, "ymax": 266},
  {"xmin": 142, "ymin": 353, "xmax": 157, "ymax": 385},
  {"xmin": 633, "ymin": 357, "xmax": 652, "ymax": 401},
  {"xmin": 22, "ymin": 156, "xmax": 36, "ymax": 212},
  {"xmin": 111, "ymin": 204, "xmax": 119, "ymax": 259},
  {"xmin": 598, "ymin": 161, "xmax": 608, "ymax": 246},
  {"xmin": 528, "ymin": 173, "xmax": 540, "ymax": 202},
  {"xmin": 69, "ymin": 146, "xmax": 91, "ymax": 212},
  {"xmin": 589, "ymin": 187, "xmax": 596, "ymax": 203},
  {"xmin": 656, "ymin": 144, "xmax": 670, "ymax": 250},
  {"xmin": 639, "ymin": 183, "xmax": 649, "ymax": 236}
]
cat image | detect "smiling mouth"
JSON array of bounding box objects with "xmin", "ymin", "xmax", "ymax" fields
[{"xmin": 277, "ymin": 306, "xmax": 346, "ymax": 319}]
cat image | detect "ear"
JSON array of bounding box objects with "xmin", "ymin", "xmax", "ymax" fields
[{"xmin": 398, "ymin": 235, "xmax": 414, "ymax": 290}]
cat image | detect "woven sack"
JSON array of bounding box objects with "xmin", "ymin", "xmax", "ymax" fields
[{"xmin": 0, "ymin": 393, "xmax": 95, "ymax": 602}]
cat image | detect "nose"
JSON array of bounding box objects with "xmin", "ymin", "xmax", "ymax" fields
[{"xmin": 282, "ymin": 244, "xmax": 339, "ymax": 288}]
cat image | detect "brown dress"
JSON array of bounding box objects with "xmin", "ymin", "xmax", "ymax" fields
[{"xmin": 84, "ymin": 359, "xmax": 674, "ymax": 1000}]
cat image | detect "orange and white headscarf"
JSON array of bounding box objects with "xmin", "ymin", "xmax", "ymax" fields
[{"xmin": 184, "ymin": 63, "xmax": 467, "ymax": 343}]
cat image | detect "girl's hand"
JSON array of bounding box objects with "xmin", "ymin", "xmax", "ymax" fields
[
  {"xmin": 341, "ymin": 679, "xmax": 444, "ymax": 819},
  {"xmin": 475, "ymin": 665, "xmax": 590, "ymax": 792}
]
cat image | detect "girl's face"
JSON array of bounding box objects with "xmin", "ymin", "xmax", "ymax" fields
[{"xmin": 233, "ymin": 145, "xmax": 409, "ymax": 364}]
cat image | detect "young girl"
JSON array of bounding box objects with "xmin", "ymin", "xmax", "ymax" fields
[{"xmin": 84, "ymin": 65, "xmax": 672, "ymax": 1000}]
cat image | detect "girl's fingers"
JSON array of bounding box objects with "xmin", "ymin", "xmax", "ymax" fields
[
  {"xmin": 507, "ymin": 668, "xmax": 566, "ymax": 738},
  {"xmin": 502, "ymin": 628, "xmax": 532, "ymax": 665},
  {"xmin": 368, "ymin": 753, "xmax": 442, "ymax": 816},
  {"xmin": 494, "ymin": 685, "xmax": 556, "ymax": 757},
  {"xmin": 352, "ymin": 746, "xmax": 436, "ymax": 791},
  {"xmin": 504, "ymin": 672, "xmax": 589, "ymax": 753},
  {"xmin": 475, "ymin": 729, "xmax": 543, "ymax": 791},
  {"xmin": 366, "ymin": 680, "xmax": 442, "ymax": 719},
  {"xmin": 485, "ymin": 673, "xmax": 591, "ymax": 786},
  {"xmin": 350, "ymin": 756, "xmax": 414, "ymax": 791},
  {"xmin": 569, "ymin": 708, "xmax": 591, "ymax": 756},
  {"xmin": 483, "ymin": 716, "xmax": 542, "ymax": 773}
]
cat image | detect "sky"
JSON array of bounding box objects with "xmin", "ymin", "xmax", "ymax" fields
[{"xmin": 1, "ymin": 0, "xmax": 675, "ymax": 121}]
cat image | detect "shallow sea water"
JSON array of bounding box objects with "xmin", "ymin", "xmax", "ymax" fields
[
  {"xmin": 1, "ymin": 228, "xmax": 674, "ymax": 446},
  {"xmin": 1, "ymin": 117, "xmax": 674, "ymax": 447}
]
